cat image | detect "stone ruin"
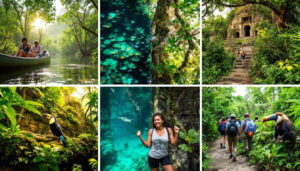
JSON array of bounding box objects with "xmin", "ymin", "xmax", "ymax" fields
[{"xmin": 227, "ymin": 5, "xmax": 265, "ymax": 40}]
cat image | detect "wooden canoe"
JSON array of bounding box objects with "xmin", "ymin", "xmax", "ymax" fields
[{"xmin": 0, "ymin": 51, "xmax": 50, "ymax": 67}]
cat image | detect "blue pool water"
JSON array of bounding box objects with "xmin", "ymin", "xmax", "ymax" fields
[
  {"xmin": 101, "ymin": 87, "xmax": 151, "ymax": 170},
  {"xmin": 100, "ymin": 0, "xmax": 151, "ymax": 84}
]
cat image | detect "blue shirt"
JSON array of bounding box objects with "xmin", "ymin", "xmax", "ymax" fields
[{"xmin": 226, "ymin": 119, "xmax": 240, "ymax": 128}]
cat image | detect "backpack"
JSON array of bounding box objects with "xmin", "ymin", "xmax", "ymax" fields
[
  {"xmin": 218, "ymin": 121, "xmax": 226, "ymax": 133},
  {"xmin": 227, "ymin": 120, "xmax": 238, "ymax": 137},
  {"xmin": 244, "ymin": 119, "xmax": 256, "ymax": 136}
]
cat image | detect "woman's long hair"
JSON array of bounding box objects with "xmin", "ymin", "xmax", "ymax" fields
[{"xmin": 152, "ymin": 113, "xmax": 169, "ymax": 128}]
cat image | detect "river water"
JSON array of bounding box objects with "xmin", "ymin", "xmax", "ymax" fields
[{"xmin": 0, "ymin": 55, "xmax": 98, "ymax": 85}]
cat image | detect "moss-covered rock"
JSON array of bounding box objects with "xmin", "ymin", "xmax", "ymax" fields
[{"xmin": 0, "ymin": 131, "xmax": 97, "ymax": 171}]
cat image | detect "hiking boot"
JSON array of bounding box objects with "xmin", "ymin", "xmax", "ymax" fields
[
  {"xmin": 233, "ymin": 155, "xmax": 237, "ymax": 162},
  {"xmin": 220, "ymin": 143, "xmax": 223, "ymax": 149},
  {"xmin": 246, "ymin": 156, "xmax": 250, "ymax": 161},
  {"xmin": 223, "ymin": 145, "xmax": 226, "ymax": 149},
  {"xmin": 229, "ymin": 154, "xmax": 233, "ymax": 159}
]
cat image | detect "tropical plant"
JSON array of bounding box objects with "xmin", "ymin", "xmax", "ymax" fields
[
  {"xmin": 179, "ymin": 129, "xmax": 200, "ymax": 153},
  {"xmin": 0, "ymin": 87, "xmax": 43, "ymax": 132}
]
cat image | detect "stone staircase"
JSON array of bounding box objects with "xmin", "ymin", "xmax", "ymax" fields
[{"xmin": 217, "ymin": 39, "xmax": 254, "ymax": 84}]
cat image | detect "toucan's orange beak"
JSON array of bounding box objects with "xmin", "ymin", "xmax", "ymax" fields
[{"xmin": 42, "ymin": 114, "xmax": 51, "ymax": 119}]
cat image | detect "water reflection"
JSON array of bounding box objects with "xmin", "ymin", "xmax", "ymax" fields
[{"xmin": 0, "ymin": 55, "xmax": 98, "ymax": 85}]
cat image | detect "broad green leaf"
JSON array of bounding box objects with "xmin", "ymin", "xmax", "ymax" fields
[{"xmin": 2, "ymin": 104, "xmax": 17, "ymax": 130}]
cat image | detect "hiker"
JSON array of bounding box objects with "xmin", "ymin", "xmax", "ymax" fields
[
  {"xmin": 137, "ymin": 113, "xmax": 179, "ymax": 171},
  {"xmin": 240, "ymin": 113, "xmax": 257, "ymax": 161},
  {"xmin": 32, "ymin": 40, "xmax": 42, "ymax": 56},
  {"xmin": 240, "ymin": 50, "xmax": 246, "ymax": 65},
  {"xmin": 218, "ymin": 118, "xmax": 227, "ymax": 149},
  {"xmin": 15, "ymin": 38, "xmax": 35, "ymax": 57},
  {"xmin": 225, "ymin": 114, "xmax": 240, "ymax": 162},
  {"xmin": 262, "ymin": 112, "xmax": 296, "ymax": 156}
]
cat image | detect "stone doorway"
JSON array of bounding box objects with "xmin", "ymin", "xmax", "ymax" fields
[{"xmin": 244, "ymin": 25, "xmax": 251, "ymax": 37}]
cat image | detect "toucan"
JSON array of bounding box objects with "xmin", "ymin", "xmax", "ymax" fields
[
  {"xmin": 262, "ymin": 112, "xmax": 296, "ymax": 156},
  {"xmin": 42, "ymin": 114, "xmax": 67, "ymax": 147}
]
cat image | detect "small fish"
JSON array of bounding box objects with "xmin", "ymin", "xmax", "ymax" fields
[{"xmin": 116, "ymin": 117, "xmax": 132, "ymax": 123}]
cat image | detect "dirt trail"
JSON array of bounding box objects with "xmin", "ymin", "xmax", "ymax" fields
[{"xmin": 206, "ymin": 139, "xmax": 256, "ymax": 171}]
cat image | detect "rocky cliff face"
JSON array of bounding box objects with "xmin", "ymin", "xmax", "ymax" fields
[{"xmin": 152, "ymin": 87, "xmax": 200, "ymax": 170}]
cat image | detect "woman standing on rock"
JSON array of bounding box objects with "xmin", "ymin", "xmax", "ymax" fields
[{"xmin": 137, "ymin": 113, "xmax": 179, "ymax": 171}]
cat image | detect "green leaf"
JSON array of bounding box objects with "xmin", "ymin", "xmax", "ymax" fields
[
  {"xmin": 39, "ymin": 163, "xmax": 48, "ymax": 171},
  {"xmin": 2, "ymin": 104, "xmax": 17, "ymax": 131},
  {"xmin": 0, "ymin": 123, "xmax": 8, "ymax": 131},
  {"xmin": 294, "ymin": 117, "xmax": 300, "ymax": 127}
]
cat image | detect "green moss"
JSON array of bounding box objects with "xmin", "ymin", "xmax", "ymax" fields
[{"xmin": 0, "ymin": 131, "xmax": 97, "ymax": 170}]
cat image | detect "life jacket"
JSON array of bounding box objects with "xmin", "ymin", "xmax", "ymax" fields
[
  {"xmin": 227, "ymin": 120, "xmax": 238, "ymax": 137},
  {"xmin": 244, "ymin": 119, "xmax": 256, "ymax": 136}
]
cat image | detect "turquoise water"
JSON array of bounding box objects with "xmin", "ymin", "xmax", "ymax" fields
[
  {"xmin": 101, "ymin": 87, "xmax": 151, "ymax": 170},
  {"xmin": 100, "ymin": 0, "xmax": 151, "ymax": 84}
]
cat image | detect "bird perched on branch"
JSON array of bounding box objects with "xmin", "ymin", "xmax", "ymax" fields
[
  {"xmin": 42, "ymin": 114, "xmax": 67, "ymax": 147},
  {"xmin": 262, "ymin": 112, "xmax": 296, "ymax": 156}
]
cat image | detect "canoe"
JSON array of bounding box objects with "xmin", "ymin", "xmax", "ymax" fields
[{"xmin": 0, "ymin": 51, "xmax": 50, "ymax": 67}]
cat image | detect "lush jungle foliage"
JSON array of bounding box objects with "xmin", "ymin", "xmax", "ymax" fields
[
  {"xmin": 202, "ymin": 0, "xmax": 300, "ymax": 84},
  {"xmin": 0, "ymin": 87, "xmax": 98, "ymax": 171},
  {"xmin": 152, "ymin": 0, "xmax": 200, "ymax": 84},
  {"xmin": 250, "ymin": 23, "xmax": 300, "ymax": 83},
  {"xmin": 202, "ymin": 87, "xmax": 300, "ymax": 170},
  {"xmin": 0, "ymin": 0, "xmax": 97, "ymax": 63},
  {"xmin": 202, "ymin": 14, "xmax": 236, "ymax": 84}
]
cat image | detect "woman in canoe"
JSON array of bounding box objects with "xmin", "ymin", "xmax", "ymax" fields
[
  {"xmin": 32, "ymin": 40, "xmax": 42, "ymax": 56},
  {"xmin": 15, "ymin": 38, "xmax": 35, "ymax": 57},
  {"xmin": 137, "ymin": 113, "xmax": 179, "ymax": 171}
]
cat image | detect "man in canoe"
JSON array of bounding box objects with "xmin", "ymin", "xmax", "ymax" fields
[{"xmin": 15, "ymin": 38, "xmax": 35, "ymax": 57}]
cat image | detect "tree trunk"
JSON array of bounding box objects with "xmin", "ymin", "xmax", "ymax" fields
[{"xmin": 151, "ymin": 0, "xmax": 175, "ymax": 84}]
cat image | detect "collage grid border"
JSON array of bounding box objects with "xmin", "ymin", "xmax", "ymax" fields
[{"xmin": 0, "ymin": 0, "xmax": 298, "ymax": 171}]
